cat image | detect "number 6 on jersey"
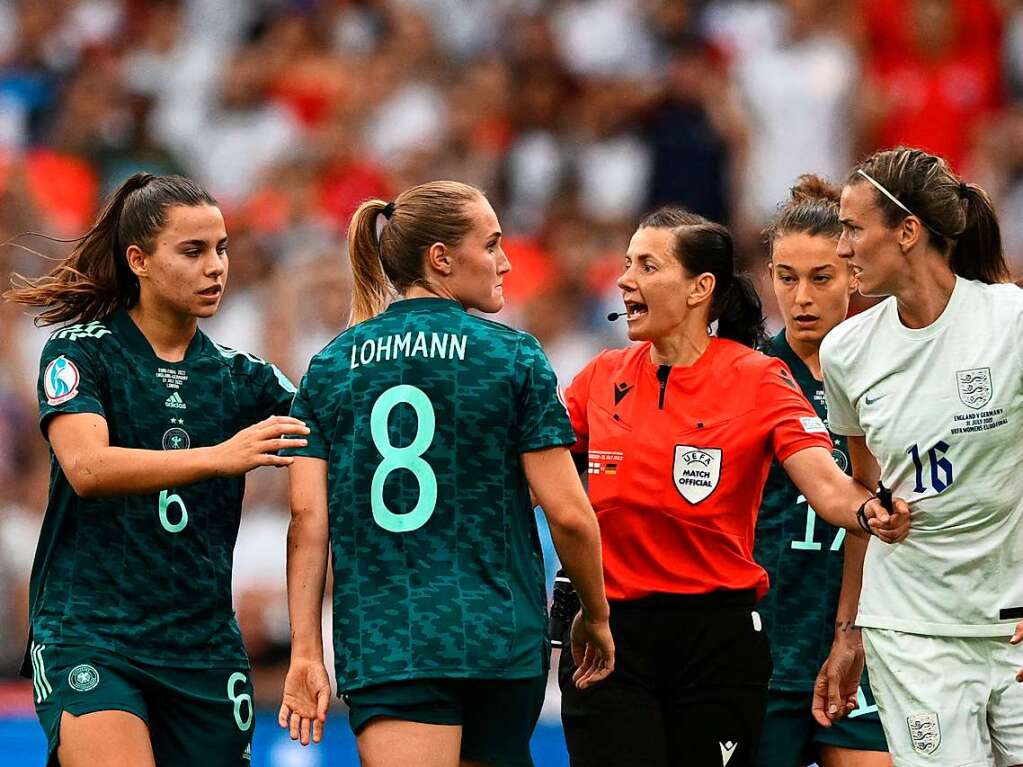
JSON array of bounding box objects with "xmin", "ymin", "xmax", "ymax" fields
[{"xmin": 370, "ymin": 384, "xmax": 438, "ymax": 533}]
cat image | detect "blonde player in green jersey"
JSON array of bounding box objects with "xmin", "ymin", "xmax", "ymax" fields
[
  {"xmin": 5, "ymin": 174, "xmax": 305, "ymax": 767},
  {"xmin": 820, "ymin": 147, "xmax": 1023, "ymax": 765},
  {"xmin": 755, "ymin": 175, "xmax": 889, "ymax": 767},
  {"xmin": 278, "ymin": 181, "xmax": 613, "ymax": 767}
]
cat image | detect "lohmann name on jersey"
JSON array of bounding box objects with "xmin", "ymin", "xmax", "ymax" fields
[{"xmin": 350, "ymin": 332, "xmax": 468, "ymax": 369}]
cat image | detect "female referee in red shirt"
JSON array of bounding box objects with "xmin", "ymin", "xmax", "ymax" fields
[{"xmin": 555, "ymin": 207, "xmax": 909, "ymax": 767}]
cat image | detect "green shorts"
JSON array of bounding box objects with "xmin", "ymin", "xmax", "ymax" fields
[
  {"xmin": 29, "ymin": 643, "xmax": 254, "ymax": 767},
  {"xmin": 344, "ymin": 675, "xmax": 547, "ymax": 767},
  {"xmin": 758, "ymin": 685, "xmax": 888, "ymax": 766}
]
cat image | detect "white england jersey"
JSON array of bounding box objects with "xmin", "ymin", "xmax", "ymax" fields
[{"xmin": 821, "ymin": 277, "xmax": 1023, "ymax": 637}]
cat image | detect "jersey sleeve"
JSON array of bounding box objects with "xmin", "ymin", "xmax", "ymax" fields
[
  {"xmin": 514, "ymin": 334, "xmax": 576, "ymax": 453},
  {"xmin": 819, "ymin": 335, "xmax": 864, "ymax": 437},
  {"xmin": 757, "ymin": 359, "xmax": 832, "ymax": 462},
  {"xmin": 282, "ymin": 368, "xmax": 329, "ymax": 460},
  {"xmin": 252, "ymin": 359, "xmax": 297, "ymax": 419},
  {"xmin": 563, "ymin": 354, "xmax": 600, "ymax": 455},
  {"xmin": 37, "ymin": 335, "xmax": 107, "ymax": 439}
]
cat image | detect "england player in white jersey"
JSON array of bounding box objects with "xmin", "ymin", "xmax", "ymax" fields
[{"xmin": 818, "ymin": 146, "xmax": 1023, "ymax": 766}]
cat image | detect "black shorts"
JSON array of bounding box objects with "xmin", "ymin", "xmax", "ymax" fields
[{"xmin": 560, "ymin": 590, "xmax": 772, "ymax": 767}]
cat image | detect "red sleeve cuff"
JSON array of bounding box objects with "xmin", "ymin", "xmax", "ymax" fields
[{"xmin": 775, "ymin": 432, "xmax": 833, "ymax": 464}]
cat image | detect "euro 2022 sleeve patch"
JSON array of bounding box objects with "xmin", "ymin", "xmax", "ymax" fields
[{"xmin": 44, "ymin": 355, "xmax": 81, "ymax": 406}]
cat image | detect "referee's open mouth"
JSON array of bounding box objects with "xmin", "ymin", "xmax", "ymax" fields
[{"xmin": 624, "ymin": 301, "xmax": 647, "ymax": 321}]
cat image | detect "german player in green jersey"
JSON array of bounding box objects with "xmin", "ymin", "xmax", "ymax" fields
[
  {"xmin": 755, "ymin": 176, "xmax": 890, "ymax": 767},
  {"xmin": 278, "ymin": 181, "xmax": 613, "ymax": 767},
  {"xmin": 4, "ymin": 174, "xmax": 305, "ymax": 767}
]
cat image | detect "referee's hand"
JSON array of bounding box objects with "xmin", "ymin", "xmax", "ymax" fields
[
  {"xmin": 570, "ymin": 613, "xmax": 615, "ymax": 689},
  {"xmin": 862, "ymin": 496, "xmax": 911, "ymax": 543}
]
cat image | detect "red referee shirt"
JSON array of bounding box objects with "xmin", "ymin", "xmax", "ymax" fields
[{"xmin": 564, "ymin": 337, "xmax": 831, "ymax": 601}]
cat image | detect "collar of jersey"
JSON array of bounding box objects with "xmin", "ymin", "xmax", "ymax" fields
[
  {"xmin": 767, "ymin": 330, "xmax": 816, "ymax": 385},
  {"xmin": 111, "ymin": 308, "xmax": 205, "ymax": 363},
  {"xmin": 640, "ymin": 336, "xmax": 720, "ymax": 378},
  {"xmin": 885, "ymin": 275, "xmax": 965, "ymax": 341},
  {"xmin": 384, "ymin": 297, "xmax": 465, "ymax": 315}
]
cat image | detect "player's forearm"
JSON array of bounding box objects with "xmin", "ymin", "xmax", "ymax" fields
[
  {"xmin": 522, "ymin": 448, "xmax": 610, "ymax": 622},
  {"xmin": 286, "ymin": 508, "xmax": 329, "ymax": 659},
  {"xmin": 834, "ymin": 533, "xmax": 867, "ymax": 640},
  {"xmin": 547, "ymin": 511, "xmax": 610, "ymax": 623},
  {"xmin": 66, "ymin": 445, "xmax": 220, "ymax": 498}
]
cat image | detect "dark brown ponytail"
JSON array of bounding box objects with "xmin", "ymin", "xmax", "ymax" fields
[
  {"xmin": 5, "ymin": 173, "xmax": 218, "ymax": 325},
  {"xmin": 954, "ymin": 182, "xmax": 1008, "ymax": 283}
]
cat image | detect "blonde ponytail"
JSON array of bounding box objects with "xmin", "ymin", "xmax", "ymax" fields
[{"xmin": 346, "ymin": 199, "xmax": 393, "ymax": 325}]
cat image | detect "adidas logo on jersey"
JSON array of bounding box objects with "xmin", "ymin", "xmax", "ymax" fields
[
  {"xmin": 164, "ymin": 392, "xmax": 186, "ymax": 409},
  {"xmin": 51, "ymin": 321, "xmax": 111, "ymax": 341}
]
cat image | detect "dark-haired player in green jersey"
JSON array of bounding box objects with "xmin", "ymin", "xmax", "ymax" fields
[
  {"xmin": 755, "ymin": 176, "xmax": 890, "ymax": 767},
  {"xmin": 5, "ymin": 174, "xmax": 305, "ymax": 767},
  {"xmin": 278, "ymin": 181, "xmax": 613, "ymax": 767}
]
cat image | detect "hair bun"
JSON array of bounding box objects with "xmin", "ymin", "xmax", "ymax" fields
[{"xmin": 790, "ymin": 174, "xmax": 841, "ymax": 204}]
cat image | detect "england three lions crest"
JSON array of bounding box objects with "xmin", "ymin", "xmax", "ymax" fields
[
  {"xmin": 673, "ymin": 446, "xmax": 721, "ymax": 504},
  {"xmin": 957, "ymin": 367, "xmax": 992, "ymax": 410},
  {"xmin": 907, "ymin": 712, "xmax": 940, "ymax": 755}
]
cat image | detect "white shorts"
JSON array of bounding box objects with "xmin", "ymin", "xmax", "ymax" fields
[{"xmin": 863, "ymin": 627, "xmax": 1023, "ymax": 767}]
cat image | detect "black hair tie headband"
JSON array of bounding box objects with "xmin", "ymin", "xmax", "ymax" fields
[{"xmin": 382, "ymin": 202, "xmax": 396, "ymax": 219}]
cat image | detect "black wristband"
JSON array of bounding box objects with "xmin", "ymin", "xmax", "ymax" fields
[
  {"xmin": 876, "ymin": 481, "xmax": 893, "ymax": 511},
  {"xmin": 856, "ymin": 496, "xmax": 878, "ymax": 536}
]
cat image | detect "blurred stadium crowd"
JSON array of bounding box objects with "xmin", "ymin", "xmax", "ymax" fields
[{"xmin": 2, "ymin": 0, "xmax": 1023, "ymax": 708}]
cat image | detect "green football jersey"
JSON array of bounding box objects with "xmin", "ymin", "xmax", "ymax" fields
[
  {"xmin": 286, "ymin": 297, "xmax": 575, "ymax": 692},
  {"xmin": 23, "ymin": 309, "xmax": 295, "ymax": 676},
  {"xmin": 754, "ymin": 331, "xmax": 850, "ymax": 690}
]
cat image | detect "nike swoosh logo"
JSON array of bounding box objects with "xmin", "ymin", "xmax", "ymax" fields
[
  {"xmin": 720, "ymin": 741, "xmax": 738, "ymax": 766},
  {"xmin": 864, "ymin": 394, "xmax": 887, "ymax": 405}
]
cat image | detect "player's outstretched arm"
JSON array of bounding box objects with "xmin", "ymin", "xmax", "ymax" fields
[
  {"xmin": 813, "ymin": 435, "xmax": 879, "ymax": 726},
  {"xmin": 48, "ymin": 412, "xmax": 309, "ymax": 498},
  {"xmin": 523, "ymin": 446, "xmax": 614, "ymax": 688},
  {"xmin": 782, "ymin": 446, "xmax": 910, "ymax": 543},
  {"xmin": 280, "ymin": 456, "xmax": 331, "ymax": 746}
]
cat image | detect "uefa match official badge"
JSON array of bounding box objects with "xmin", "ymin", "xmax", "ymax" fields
[
  {"xmin": 68, "ymin": 664, "xmax": 100, "ymax": 693},
  {"xmin": 907, "ymin": 712, "xmax": 940, "ymax": 755},
  {"xmin": 956, "ymin": 368, "xmax": 992, "ymax": 410},
  {"xmin": 673, "ymin": 445, "xmax": 721, "ymax": 504},
  {"xmin": 44, "ymin": 356, "xmax": 80, "ymax": 406}
]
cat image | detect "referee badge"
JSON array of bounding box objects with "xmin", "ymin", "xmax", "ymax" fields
[{"xmin": 673, "ymin": 445, "xmax": 721, "ymax": 504}]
